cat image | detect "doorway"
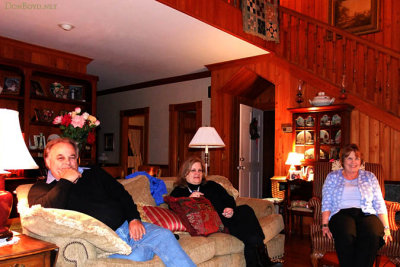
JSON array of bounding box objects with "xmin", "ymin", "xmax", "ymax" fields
[
  {"xmin": 120, "ymin": 108, "xmax": 149, "ymax": 176},
  {"xmin": 238, "ymin": 104, "xmax": 263, "ymax": 198},
  {"xmin": 169, "ymin": 101, "xmax": 202, "ymax": 176}
]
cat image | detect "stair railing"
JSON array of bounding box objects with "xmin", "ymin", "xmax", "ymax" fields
[{"xmin": 222, "ymin": 0, "xmax": 400, "ymax": 117}]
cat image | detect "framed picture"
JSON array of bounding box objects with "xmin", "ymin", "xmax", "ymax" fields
[
  {"xmin": 2, "ymin": 77, "xmax": 21, "ymax": 95},
  {"xmin": 329, "ymin": 0, "xmax": 379, "ymax": 35},
  {"xmin": 290, "ymin": 170, "xmax": 302, "ymax": 180},
  {"xmin": 69, "ymin": 85, "xmax": 83, "ymax": 100},
  {"xmin": 31, "ymin": 80, "xmax": 46, "ymax": 96},
  {"xmin": 104, "ymin": 133, "xmax": 114, "ymax": 151}
]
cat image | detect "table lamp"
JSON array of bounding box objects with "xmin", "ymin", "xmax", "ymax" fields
[
  {"xmin": 285, "ymin": 152, "xmax": 303, "ymax": 180},
  {"xmin": 0, "ymin": 109, "xmax": 38, "ymax": 240},
  {"xmin": 189, "ymin": 127, "xmax": 225, "ymax": 176}
]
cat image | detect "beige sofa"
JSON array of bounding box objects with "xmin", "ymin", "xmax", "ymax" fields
[{"xmin": 16, "ymin": 174, "xmax": 284, "ymax": 267}]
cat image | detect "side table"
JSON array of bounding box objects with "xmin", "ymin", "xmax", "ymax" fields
[{"xmin": 0, "ymin": 233, "xmax": 58, "ymax": 266}]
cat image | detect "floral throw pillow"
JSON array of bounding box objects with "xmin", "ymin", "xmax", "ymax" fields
[{"xmin": 164, "ymin": 196, "xmax": 224, "ymax": 236}]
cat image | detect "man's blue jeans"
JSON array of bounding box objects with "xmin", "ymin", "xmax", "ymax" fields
[{"xmin": 109, "ymin": 221, "xmax": 196, "ymax": 267}]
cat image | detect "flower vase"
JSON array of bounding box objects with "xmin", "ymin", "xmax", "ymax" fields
[{"xmin": 76, "ymin": 141, "xmax": 84, "ymax": 164}]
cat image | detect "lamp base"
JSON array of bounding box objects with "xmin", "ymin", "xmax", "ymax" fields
[
  {"xmin": 0, "ymin": 227, "xmax": 13, "ymax": 241},
  {"xmin": 0, "ymin": 190, "xmax": 13, "ymax": 241}
]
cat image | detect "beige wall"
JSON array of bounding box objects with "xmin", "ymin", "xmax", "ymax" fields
[{"xmin": 97, "ymin": 78, "xmax": 211, "ymax": 164}]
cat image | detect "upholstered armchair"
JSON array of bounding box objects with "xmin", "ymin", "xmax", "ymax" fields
[{"xmin": 308, "ymin": 162, "xmax": 400, "ymax": 267}]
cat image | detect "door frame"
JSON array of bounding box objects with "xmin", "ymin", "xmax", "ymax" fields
[
  {"xmin": 169, "ymin": 101, "xmax": 202, "ymax": 176},
  {"xmin": 120, "ymin": 107, "xmax": 149, "ymax": 176}
]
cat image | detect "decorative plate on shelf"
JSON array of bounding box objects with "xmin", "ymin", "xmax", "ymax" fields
[
  {"xmin": 335, "ymin": 130, "xmax": 341, "ymax": 144},
  {"xmin": 320, "ymin": 115, "xmax": 329, "ymax": 126},
  {"xmin": 305, "ymin": 116, "xmax": 315, "ymax": 126},
  {"xmin": 320, "ymin": 130, "xmax": 330, "ymax": 144},
  {"xmin": 304, "ymin": 148, "xmax": 325, "ymax": 159},
  {"xmin": 332, "ymin": 114, "xmax": 341, "ymax": 125},
  {"xmin": 296, "ymin": 116, "xmax": 304, "ymax": 127},
  {"xmin": 296, "ymin": 131, "xmax": 312, "ymax": 144}
]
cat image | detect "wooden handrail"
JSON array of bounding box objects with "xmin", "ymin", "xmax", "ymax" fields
[
  {"xmin": 220, "ymin": 0, "xmax": 400, "ymax": 118},
  {"xmin": 222, "ymin": 1, "xmax": 400, "ymax": 59},
  {"xmin": 279, "ymin": 6, "xmax": 400, "ymax": 59}
]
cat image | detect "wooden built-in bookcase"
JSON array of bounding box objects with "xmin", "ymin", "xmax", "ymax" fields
[{"xmin": 0, "ymin": 36, "xmax": 98, "ymax": 166}]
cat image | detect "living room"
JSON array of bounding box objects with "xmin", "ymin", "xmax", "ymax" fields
[{"xmin": 0, "ymin": 0, "xmax": 399, "ymax": 266}]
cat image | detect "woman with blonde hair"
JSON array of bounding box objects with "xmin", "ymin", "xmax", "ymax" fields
[{"xmin": 171, "ymin": 156, "xmax": 281, "ymax": 267}]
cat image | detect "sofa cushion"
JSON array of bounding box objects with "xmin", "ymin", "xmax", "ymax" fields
[
  {"xmin": 138, "ymin": 205, "xmax": 187, "ymax": 232},
  {"xmin": 207, "ymin": 175, "xmax": 239, "ymax": 200},
  {"xmin": 19, "ymin": 204, "xmax": 131, "ymax": 257},
  {"xmin": 290, "ymin": 200, "xmax": 308, "ymax": 208},
  {"xmin": 119, "ymin": 175, "xmax": 156, "ymax": 206},
  {"xmin": 258, "ymin": 214, "xmax": 285, "ymax": 242},
  {"xmin": 164, "ymin": 196, "xmax": 224, "ymax": 236},
  {"xmin": 207, "ymin": 232, "xmax": 244, "ymax": 256},
  {"xmin": 179, "ymin": 235, "xmax": 216, "ymax": 265}
]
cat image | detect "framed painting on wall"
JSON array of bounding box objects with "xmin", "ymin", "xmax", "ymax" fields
[{"xmin": 329, "ymin": 0, "xmax": 380, "ymax": 35}]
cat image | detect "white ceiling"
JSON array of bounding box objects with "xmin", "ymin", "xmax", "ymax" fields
[{"xmin": 0, "ymin": 0, "xmax": 268, "ymax": 91}]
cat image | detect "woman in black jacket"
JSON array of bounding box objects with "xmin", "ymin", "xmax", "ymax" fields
[{"xmin": 170, "ymin": 157, "xmax": 280, "ymax": 267}]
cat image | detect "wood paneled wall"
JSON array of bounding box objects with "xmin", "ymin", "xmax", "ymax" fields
[
  {"xmin": 209, "ymin": 54, "xmax": 400, "ymax": 182},
  {"xmin": 279, "ymin": 0, "xmax": 400, "ymax": 52},
  {"xmin": 351, "ymin": 109, "xmax": 400, "ymax": 181}
]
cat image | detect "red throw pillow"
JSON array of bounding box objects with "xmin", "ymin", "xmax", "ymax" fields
[
  {"xmin": 141, "ymin": 206, "xmax": 187, "ymax": 232},
  {"xmin": 164, "ymin": 196, "xmax": 224, "ymax": 236}
]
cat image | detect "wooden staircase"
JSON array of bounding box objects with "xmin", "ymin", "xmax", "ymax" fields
[
  {"xmin": 156, "ymin": 0, "xmax": 400, "ymax": 180},
  {"xmin": 222, "ymin": 0, "xmax": 400, "ymax": 128}
]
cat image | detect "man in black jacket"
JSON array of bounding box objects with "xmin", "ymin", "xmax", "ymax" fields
[{"xmin": 28, "ymin": 138, "xmax": 195, "ymax": 266}]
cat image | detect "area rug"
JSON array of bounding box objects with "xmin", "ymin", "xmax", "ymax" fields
[{"xmin": 242, "ymin": 0, "xmax": 280, "ymax": 43}]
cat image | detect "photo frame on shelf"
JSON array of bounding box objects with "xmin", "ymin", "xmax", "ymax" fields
[
  {"xmin": 29, "ymin": 135, "xmax": 38, "ymax": 150},
  {"xmin": 104, "ymin": 133, "xmax": 114, "ymax": 151},
  {"xmin": 290, "ymin": 170, "xmax": 302, "ymax": 180},
  {"xmin": 2, "ymin": 77, "xmax": 21, "ymax": 95},
  {"xmin": 34, "ymin": 134, "xmax": 46, "ymax": 150},
  {"xmin": 329, "ymin": 0, "xmax": 379, "ymax": 35},
  {"xmin": 31, "ymin": 80, "xmax": 46, "ymax": 96},
  {"xmin": 34, "ymin": 108, "xmax": 55, "ymax": 123},
  {"xmin": 69, "ymin": 85, "xmax": 83, "ymax": 100}
]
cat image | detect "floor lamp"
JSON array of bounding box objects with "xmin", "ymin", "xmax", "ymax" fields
[
  {"xmin": 0, "ymin": 109, "xmax": 38, "ymax": 240},
  {"xmin": 189, "ymin": 127, "xmax": 225, "ymax": 176}
]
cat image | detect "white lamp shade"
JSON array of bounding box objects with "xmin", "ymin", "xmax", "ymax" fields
[
  {"xmin": 0, "ymin": 109, "xmax": 38, "ymax": 172},
  {"xmin": 285, "ymin": 152, "xmax": 303, "ymax": 166},
  {"xmin": 189, "ymin": 127, "xmax": 225, "ymax": 149}
]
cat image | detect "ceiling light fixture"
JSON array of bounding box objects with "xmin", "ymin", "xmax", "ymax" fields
[{"xmin": 58, "ymin": 23, "xmax": 75, "ymax": 31}]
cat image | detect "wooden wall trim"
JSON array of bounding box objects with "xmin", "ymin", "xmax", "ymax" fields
[
  {"xmin": 206, "ymin": 54, "xmax": 270, "ymax": 71},
  {"xmin": 98, "ymin": 71, "xmax": 211, "ymax": 96}
]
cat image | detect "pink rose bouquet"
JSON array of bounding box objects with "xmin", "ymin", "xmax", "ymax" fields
[{"xmin": 53, "ymin": 107, "xmax": 100, "ymax": 146}]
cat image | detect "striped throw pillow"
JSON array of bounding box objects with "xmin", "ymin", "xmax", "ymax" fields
[{"xmin": 141, "ymin": 206, "xmax": 187, "ymax": 232}]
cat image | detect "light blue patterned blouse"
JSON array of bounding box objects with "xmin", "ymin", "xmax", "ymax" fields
[{"xmin": 322, "ymin": 169, "xmax": 387, "ymax": 220}]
